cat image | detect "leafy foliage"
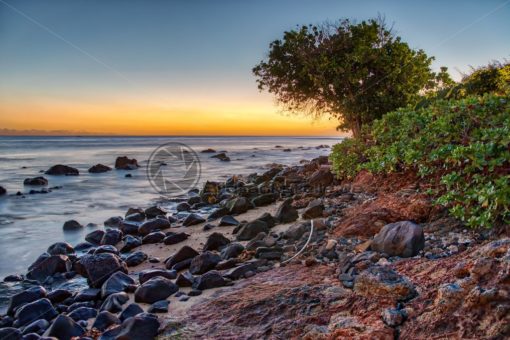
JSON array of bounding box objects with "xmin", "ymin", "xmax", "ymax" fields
[
  {"xmin": 253, "ymin": 18, "xmax": 441, "ymax": 137},
  {"xmin": 330, "ymin": 94, "xmax": 510, "ymax": 228}
]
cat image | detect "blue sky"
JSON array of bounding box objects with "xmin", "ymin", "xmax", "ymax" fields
[{"xmin": 0, "ymin": 0, "xmax": 509, "ymax": 135}]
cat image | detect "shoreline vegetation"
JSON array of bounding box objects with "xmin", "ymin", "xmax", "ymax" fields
[{"xmin": 1, "ymin": 17, "xmax": 509, "ymax": 340}]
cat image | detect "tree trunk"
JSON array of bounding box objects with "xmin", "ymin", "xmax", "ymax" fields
[{"xmin": 351, "ymin": 117, "xmax": 362, "ymax": 138}]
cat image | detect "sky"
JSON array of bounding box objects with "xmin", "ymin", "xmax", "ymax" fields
[{"xmin": 0, "ymin": 0, "xmax": 509, "ymax": 136}]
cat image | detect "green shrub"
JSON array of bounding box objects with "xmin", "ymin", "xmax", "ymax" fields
[{"xmin": 330, "ymin": 94, "xmax": 510, "ymax": 228}]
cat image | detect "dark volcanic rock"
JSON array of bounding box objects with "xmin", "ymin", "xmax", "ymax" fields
[
  {"xmin": 13, "ymin": 298, "xmax": 57, "ymax": 328},
  {"xmin": 139, "ymin": 218, "xmax": 170, "ymax": 235},
  {"xmin": 203, "ymin": 232, "xmax": 230, "ymax": 251},
  {"xmin": 100, "ymin": 292, "xmax": 129, "ymax": 313},
  {"xmin": 3, "ymin": 274, "xmax": 23, "ymax": 282},
  {"xmin": 119, "ymin": 303, "xmax": 144, "ymax": 321},
  {"xmin": 148, "ymin": 300, "xmax": 169, "ymax": 313},
  {"xmin": 114, "ymin": 156, "xmax": 139, "ymax": 170},
  {"xmin": 93, "ymin": 244, "xmax": 119, "ymax": 255},
  {"xmin": 301, "ymin": 199, "xmax": 324, "ymax": 219},
  {"xmin": 308, "ymin": 168, "xmax": 334, "ymax": 187},
  {"xmin": 171, "ymin": 258, "xmax": 193, "ymax": 271},
  {"xmin": 115, "ymin": 313, "xmax": 160, "ymax": 340},
  {"xmin": 139, "ymin": 269, "xmax": 177, "ymax": 284},
  {"xmin": 0, "ymin": 186, "xmax": 6, "ymax": 196},
  {"xmin": 74, "ymin": 242, "xmax": 93, "ymax": 251},
  {"xmin": 144, "ymin": 206, "xmax": 166, "ymax": 219},
  {"xmin": 7, "ymin": 286, "xmax": 46, "ymax": 315},
  {"xmin": 119, "ymin": 221, "xmax": 140, "ymax": 235},
  {"xmin": 256, "ymin": 212, "xmax": 276, "ymax": 228},
  {"xmin": 176, "ymin": 202, "xmax": 191, "ymax": 212},
  {"xmin": 125, "ymin": 251, "xmax": 148, "ymax": 267},
  {"xmin": 251, "ymin": 193, "xmax": 277, "ymax": 207},
  {"xmin": 92, "ymin": 310, "xmax": 120, "ymax": 331},
  {"xmin": 236, "ymin": 220, "xmax": 269, "ymax": 241},
  {"xmin": 226, "ymin": 197, "xmax": 251, "ymax": 215},
  {"xmin": 47, "ymin": 242, "xmax": 74, "ymax": 255},
  {"xmin": 189, "ymin": 251, "xmax": 221, "ymax": 275},
  {"xmin": 47, "ymin": 289, "xmax": 72, "ymax": 304},
  {"xmin": 120, "ymin": 235, "xmax": 141, "ymax": 252},
  {"xmin": 223, "ymin": 263, "xmax": 256, "ymax": 280},
  {"xmin": 21, "ymin": 318, "xmax": 50, "ymax": 335},
  {"xmin": 100, "ymin": 228, "xmax": 123, "ymax": 246},
  {"xmin": 23, "ymin": 176, "xmax": 48, "ymax": 186},
  {"xmin": 45, "ymin": 164, "xmax": 79, "ymax": 176},
  {"xmin": 220, "ymin": 243, "xmax": 245, "ymax": 260},
  {"xmin": 75, "ymin": 253, "xmax": 127, "ymax": 288},
  {"xmin": 85, "ymin": 229, "xmax": 104, "ymax": 245},
  {"xmin": 101, "ymin": 271, "xmax": 136, "ymax": 298},
  {"xmin": 125, "ymin": 212, "xmax": 145, "ymax": 222},
  {"xmin": 218, "ymin": 215, "xmax": 239, "ymax": 226},
  {"xmin": 165, "ymin": 246, "xmax": 199, "ymax": 269},
  {"xmin": 275, "ymin": 198, "xmax": 298, "ymax": 223},
  {"xmin": 43, "ymin": 314, "xmax": 85, "ymax": 340},
  {"xmin": 68, "ymin": 306, "xmax": 97, "ymax": 321},
  {"xmin": 63, "ymin": 219, "xmax": 83, "ymax": 231},
  {"xmin": 192, "ymin": 271, "xmax": 227, "ymax": 290},
  {"xmin": 207, "ymin": 207, "xmax": 229, "ymax": 221},
  {"xmin": 104, "ymin": 216, "xmax": 123, "ymax": 228},
  {"xmin": 176, "ymin": 271, "xmax": 194, "ymax": 287},
  {"xmin": 211, "ymin": 152, "xmax": 230, "ymax": 162},
  {"xmin": 371, "ymin": 221, "xmax": 425, "ymax": 257},
  {"xmin": 134, "ymin": 277, "xmax": 179, "ymax": 304},
  {"xmin": 183, "ymin": 213, "xmax": 205, "ymax": 226},
  {"xmin": 0, "ymin": 328, "xmax": 21, "ymax": 339},
  {"xmin": 26, "ymin": 254, "xmax": 71, "ymax": 281},
  {"xmin": 163, "ymin": 232, "xmax": 189, "ymax": 245},
  {"xmin": 354, "ymin": 266, "xmax": 417, "ymax": 301},
  {"xmin": 201, "ymin": 148, "xmax": 216, "ymax": 153},
  {"xmin": 142, "ymin": 231, "xmax": 166, "ymax": 244},
  {"xmin": 88, "ymin": 163, "xmax": 112, "ymax": 173},
  {"xmin": 74, "ymin": 288, "xmax": 100, "ymax": 302}
]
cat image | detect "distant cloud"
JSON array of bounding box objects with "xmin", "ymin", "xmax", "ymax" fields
[{"xmin": 0, "ymin": 128, "xmax": 117, "ymax": 136}]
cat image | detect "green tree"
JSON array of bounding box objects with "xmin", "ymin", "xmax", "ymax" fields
[{"xmin": 253, "ymin": 18, "xmax": 442, "ymax": 137}]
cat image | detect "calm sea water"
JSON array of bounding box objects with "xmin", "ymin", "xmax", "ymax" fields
[{"xmin": 0, "ymin": 136, "xmax": 340, "ymax": 278}]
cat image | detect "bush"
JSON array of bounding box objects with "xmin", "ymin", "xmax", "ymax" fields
[{"xmin": 330, "ymin": 94, "xmax": 510, "ymax": 228}]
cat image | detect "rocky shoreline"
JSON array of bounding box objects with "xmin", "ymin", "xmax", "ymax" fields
[{"xmin": 1, "ymin": 154, "xmax": 509, "ymax": 339}]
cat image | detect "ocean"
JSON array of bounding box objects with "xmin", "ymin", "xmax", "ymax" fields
[{"xmin": 0, "ymin": 136, "xmax": 340, "ymax": 278}]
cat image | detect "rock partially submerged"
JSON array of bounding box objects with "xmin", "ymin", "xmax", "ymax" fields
[
  {"xmin": 88, "ymin": 163, "xmax": 112, "ymax": 173},
  {"xmin": 115, "ymin": 156, "xmax": 139, "ymax": 170},
  {"xmin": 45, "ymin": 164, "xmax": 79, "ymax": 176}
]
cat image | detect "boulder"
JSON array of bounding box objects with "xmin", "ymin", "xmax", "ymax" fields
[
  {"xmin": 21, "ymin": 318, "xmax": 50, "ymax": 335},
  {"xmin": 104, "ymin": 216, "xmax": 123, "ymax": 228},
  {"xmin": 283, "ymin": 223, "xmax": 309, "ymax": 241},
  {"xmin": 201, "ymin": 148, "xmax": 216, "ymax": 153},
  {"xmin": 175, "ymin": 271, "xmax": 194, "ymax": 287},
  {"xmin": 189, "ymin": 251, "xmax": 221, "ymax": 275},
  {"xmin": 142, "ymin": 231, "xmax": 166, "ymax": 244},
  {"xmin": 23, "ymin": 176, "xmax": 48, "ymax": 186},
  {"xmin": 47, "ymin": 242, "xmax": 74, "ymax": 256},
  {"xmin": 120, "ymin": 235, "xmax": 141, "ymax": 252},
  {"xmin": 225, "ymin": 197, "xmax": 251, "ymax": 214},
  {"xmin": 63, "ymin": 220, "xmax": 83, "ymax": 231},
  {"xmin": 125, "ymin": 251, "xmax": 148, "ymax": 267},
  {"xmin": 93, "ymin": 244, "xmax": 119, "ymax": 255},
  {"xmin": 144, "ymin": 206, "xmax": 166, "ymax": 218},
  {"xmin": 163, "ymin": 232, "xmax": 189, "ymax": 245},
  {"xmin": 73, "ymin": 288, "xmax": 100, "ymax": 302},
  {"xmin": 45, "ymin": 164, "xmax": 79, "ymax": 176},
  {"xmin": 88, "ymin": 164, "xmax": 112, "ymax": 173},
  {"xmin": 100, "ymin": 292, "xmax": 129, "ymax": 313},
  {"xmin": 221, "ymin": 243, "xmax": 245, "ymax": 260},
  {"xmin": 301, "ymin": 199, "xmax": 324, "ymax": 219},
  {"xmin": 92, "ymin": 311, "xmax": 120, "ymax": 331},
  {"xmin": 218, "ymin": 215, "xmax": 239, "ymax": 226},
  {"xmin": 119, "ymin": 221, "xmax": 140, "ymax": 235},
  {"xmin": 275, "ymin": 198, "xmax": 298, "ymax": 223},
  {"xmin": 134, "ymin": 277, "xmax": 179, "ymax": 304},
  {"xmin": 223, "ymin": 263, "xmax": 257, "ymax": 280},
  {"xmin": 75, "ymin": 253, "xmax": 127, "ymax": 288},
  {"xmin": 0, "ymin": 328, "xmax": 21, "ymax": 339},
  {"xmin": 119, "ymin": 303, "xmax": 144, "ymax": 321},
  {"xmin": 211, "ymin": 152, "xmax": 230, "ymax": 162},
  {"xmin": 139, "ymin": 269, "xmax": 177, "ymax": 284},
  {"xmin": 139, "ymin": 218, "xmax": 170, "ymax": 235},
  {"xmin": 43, "ymin": 314, "xmax": 85, "ymax": 340},
  {"xmin": 251, "ymin": 193, "xmax": 276, "ymax": 207},
  {"xmin": 176, "ymin": 202, "xmax": 191, "ymax": 212},
  {"xmin": 26, "ymin": 254, "xmax": 71, "ymax": 281},
  {"xmin": 371, "ymin": 221, "xmax": 425, "ymax": 257},
  {"xmin": 7, "ymin": 286, "xmax": 46, "ymax": 315},
  {"xmin": 100, "ymin": 229, "xmax": 123, "ymax": 246},
  {"xmin": 165, "ymin": 246, "xmax": 199, "ymax": 269},
  {"xmin": 74, "ymin": 242, "xmax": 94, "ymax": 251},
  {"xmin": 203, "ymin": 232, "xmax": 230, "ymax": 251},
  {"xmin": 125, "ymin": 212, "xmax": 145, "ymax": 222},
  {"xmin": 68, "ymin": 306, "xmax": 97, "ymax": 321},
  {"xmin": 47, "ymin": 289, "xmax": 72, "ymax": 304},
  {"xmin": 354, "ymin": 266, "xmax": 417, "ymax": 301},
  {"xmin": 147, "ymin": 300, "xmax": 169, "ymax": 313},
  {"xmin": 236, "ymin": 220, "xmax": 269, "ymax": 241},
  {"xmin": 256, "ymin": 212, "xmax": 276, "ymax": 228},
  {"xmin": 115, "ymin": 313, "xmax": 160, "ymax": 340},
  {"xmin": 308, "ymin": 168, "xmax": 334, "ymax": 187},
  {"xmin": 114, "ymin": 156, "xmax": 139, "ymax": 170},
  {"xmin": 13, "ymin": 298, "xmax": 57, "ymax": 328},
  {"xmin": 182, "ymin": 213, "xmax": 205, "ymax": 226},
  {"xmin": 85, "ymin": 230, "xmax": 104, "ymax": 245},
  {"xmin": 101, "ymin": 271, "xmax": 135, "ymax": 298},
  {"xmin": 207, "ymin": 207, "xmax": 229, "ymax": 221},
  {"xmin": 192, "ymin": 271, "xmax": 226, "ymax": 290},
  {"xmin": 0, "ymin": 186, "xmax": 6, "ymax": 196}
]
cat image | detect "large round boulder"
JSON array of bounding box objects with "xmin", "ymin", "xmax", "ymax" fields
[
  {"xmin": 45, "ymin": 164, "xmax": 79, "ymax": 176},
  {"xmin": 371, "ymin": 221, "xmax": 425, "ymax": 257},
  {"xmin": 75, "ymin": 253, "xmax": 127, "ymax": 288}
]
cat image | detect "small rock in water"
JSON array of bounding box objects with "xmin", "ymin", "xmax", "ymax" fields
[
  {"xmin": 88, "ymin": 163, "xmax": 112, "ymax": 173},
  {"xmin": 23, "ymin": 176, "xmax": 48, "ymax": 186},
  {"xmin": 45, "ymin": 164, "xmax": 79, "ymax": 176},
  {"xmin": 104, "ymin": 216, "xmax": 123, "ymax": 228},
  {"xmin": 115, "ymin": 156, "xmax": 139, "ymax": 170},
  {"xmin": 47, "ymin": 242, "xmax": 74, "ymax": 255},
  {"xmin": 211, "ymin": 152, "xmax": 230, "ymax": 162},
  {"xmin": 63, "ymin": 219, "xmax": 83, "ymax": 231}
]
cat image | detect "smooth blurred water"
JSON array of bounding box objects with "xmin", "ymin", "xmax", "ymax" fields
[{"xmin": 0, "ymin": 136, "xmax": 340, "ymax": 278}]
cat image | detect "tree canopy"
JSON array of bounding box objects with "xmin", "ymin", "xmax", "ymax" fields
[{"xmin": 253, "ymin": 18, "xmax": 446, "ymax": 136}]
